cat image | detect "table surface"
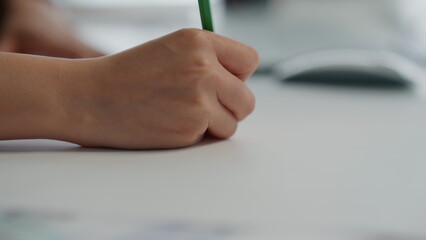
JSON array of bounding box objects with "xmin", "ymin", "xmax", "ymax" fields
[
  {"xmin": 1, "ymin": 5, "xmax": 426, "ymax": 239},
  {"xmin": 1, "ymin": 74, "xmax": 426, "ymax": 239}
]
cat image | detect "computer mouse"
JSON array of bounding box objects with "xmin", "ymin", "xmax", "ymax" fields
[{"xmin": 273, "ymin": 49, "xmax": 426, "ymax": 89}]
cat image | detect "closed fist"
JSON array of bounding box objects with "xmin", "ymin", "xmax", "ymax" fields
[{"xmin": 58, "ymin": 29, "xmax": 260, "ymax": 149}]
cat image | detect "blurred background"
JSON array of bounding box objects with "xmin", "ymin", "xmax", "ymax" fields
[
  {"xmin": 48, "ymin": 0, "xmax": 426, "ymax": 89},
  {"xmin": 51, "ymin": 0, "xmax": 426, "ymax": 65}
]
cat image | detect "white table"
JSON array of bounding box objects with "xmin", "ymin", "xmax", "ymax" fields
[
  {"xmin": 1, "ymin": 74, "xmax": 426, "ymax": 239},
  {"xmin": 2, "ymin": 3, "xmax": 426, "ymax": 238}
]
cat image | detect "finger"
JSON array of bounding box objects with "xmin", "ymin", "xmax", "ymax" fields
[
  {"xmin": 204, "ymin": 31, "xmax": 260, "ymax": 80},
  {"xmin": 215, "ymin": 65, "xmax": 256, "ymax": 121},
  {"xmin": 208, "ymin": 100, "xmax": 238, "ymax": 139}
]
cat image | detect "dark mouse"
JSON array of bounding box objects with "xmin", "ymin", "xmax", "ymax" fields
[{"xmin": 273, "ymin": 49, "xmax": 426, "ymax": 89}]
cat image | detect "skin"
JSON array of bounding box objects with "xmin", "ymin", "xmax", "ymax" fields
[
  {"xmin": 0, "ymin": 0, "xmax": 103, "ymax": 58},
  {"xmin": 0, "ymin": 1, "xmax": 259, "ymax": 150}
]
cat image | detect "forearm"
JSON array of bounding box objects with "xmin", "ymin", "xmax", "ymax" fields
[
  {"xmin": 0, "ymin": 29, "xmax": 259, "ymax": 149},
  {"xmin": 0, "ymin": 52, "xmax": 85, "ymax": 141}
]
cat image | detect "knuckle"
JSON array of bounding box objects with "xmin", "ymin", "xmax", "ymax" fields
[
  {"xmin": 234, "ymin": 110, "xmax": 246, "ymax": 122},
  {"xmin": 223, "ymin": 122, "xmax": 238, "ymax": 139},
  {"xmin": 184, "ymin": 130, "xmax": 205, "ymax": 145},
  {"xmin": 236, "ymin": 89, "xmax": 256, "ymax": 121},
  {"xmin": 172, "ymin": 108, "xmax": 209, "ymax": 146},
  {"xmin": 239, "ymin": 44, "xmax": 260, "ymax": 72},
  {"xmin": 191, "ymin": 91, "xmax": 209, "ymax": 108},
  {"xmin": 245, "ymin": 89, "xmax": 256, "ymax": 115},
  {"xmin": 189, "ymin": 51, "xmax": 212, "ymax": 70},
  {"xmin": 174, "ymin": 126, "xmax": 205, "ymax": 147},
  {"xmin": 176, "ymin": 28, "xmax": 208, "ymax": 47},
  {"xmin": 251, "ymin": 47, "xmax": 261, "ymax": 67},
  {"xmin": 247, "ymin": 46, "xmax": 261, "ymax": 71},
  {"xmin": 182, "ymin": 65, "xmax": 215, "ymax": 93},
  {"xmin": 210, "ymin": 117, "xmax": 238, "ymax": 139},
  {"xmin": 174, "ymin": 29, "xmax": 214, "ymax": 75}
]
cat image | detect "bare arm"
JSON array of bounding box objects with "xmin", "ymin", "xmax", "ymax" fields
[
  {"xmin": 0, "ymin": 53, "xmax": 81, "ymax": 140},
  {"xmin": 0, "ymin": 0, "xmax": 102, "ymax": 58},
  {"xmin": 0, "ymin": 29, "xmax": 259, "ymax": 149}
]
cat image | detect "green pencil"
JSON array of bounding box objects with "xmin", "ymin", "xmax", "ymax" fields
[{"xmin": 198, "ymin": 0, "xmax": 214, "ymax": 32}]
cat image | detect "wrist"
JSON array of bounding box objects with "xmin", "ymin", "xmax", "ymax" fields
[
  {"xmin": 0, "ymin": 53, "xmax": 102, "ymax": 143},
  {"xmin": 0, "ymin": 54, "xmax": 68, "ymax": 140},
  {"xmin": 48, "ymin": 57, "xmax": 106, "ymax": 146}
]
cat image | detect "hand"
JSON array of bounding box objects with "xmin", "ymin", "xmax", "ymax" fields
[
  {"xmin": 57, "ymin": 29, "xmax": 259, "ymax": 149},
  {"xmin": 0, "ymin": 0, "xmax": 102, "ymax": 58}
]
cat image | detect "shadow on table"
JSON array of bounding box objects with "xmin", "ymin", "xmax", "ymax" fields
[{"xmin": 0, "ymin": 136, "xmax": 222, "ymax": 154}]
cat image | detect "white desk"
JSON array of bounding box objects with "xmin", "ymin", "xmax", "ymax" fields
[
  {"xmin": 1, "ymin": 75, "xmax": 426, "ymax": 239},
  {"xmin": 1, "ymin": 3, "xmax": 426, "ymax": 238}
]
